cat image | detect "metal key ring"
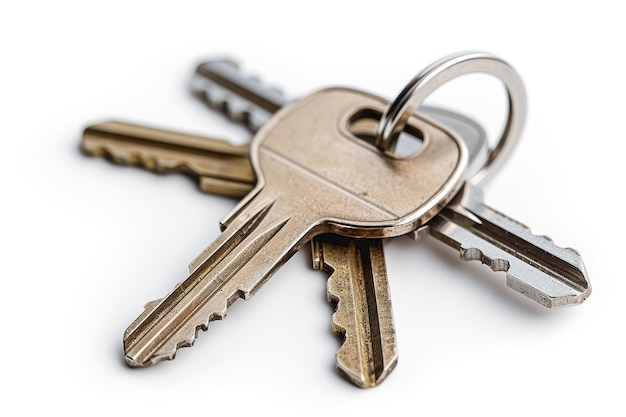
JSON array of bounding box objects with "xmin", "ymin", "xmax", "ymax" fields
[{"xmin": 375, "ymin": 51, "xmax": 527, "ymax": 184}]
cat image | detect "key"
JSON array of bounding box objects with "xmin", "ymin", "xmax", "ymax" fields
[
  {"xmin": 370, "ymin": 53, "xmax": 591, "ymax": 308},
  {"xmin": 84, "ymin": 50, "xmax": 588, "ymax": 388},
  {"xmin": 81, "ymin": 120, "xmax": 254, "ymax": 198},
  {"xmin": 83, "ymin": 121, "xmax": 401, "ymax": 387},
  {"xmin": 414, "ymin": 184, "xmax": 591, "ymax": 307},
  {"xmin": 192, "ymin": 59, "xmax": 286, "ymax": 132},
  {"xmin": 122, "ymin": 87, "xmax": 468, "ymax": 370},
  {"xmin": 312, "ymin": 235, "xmax": 397, "ymax": 387},
  {"xmin": 192, "ymin": 61, "xmax": 406, "ymax": 384},
  {"xmin": 83, "ymin": 102, "xmax": 486, "ymax": 387},
  {"xmin": 193, "ymin": 58, "xmax": 492, "ymax": 386},
  {"xmin": 195, "ymin": 54, "xmax": 590, "ymax": 308}
]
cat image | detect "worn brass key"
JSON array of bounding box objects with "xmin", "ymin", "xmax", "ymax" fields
[
  {"xmin": 85, "ymin": 52, "xmax": 494, "ymax": 387},
  {"xmin": 82, "ymin": 101, "xmax": 486, "ymax": 387},
  {"xmin": 83, "ymin": 120, "xmax": 401, "ymax": 387},
  {"xmin": 194, "ymin": 54, "xmax": 590, "ymax": 306},
  {"xmin": 82, "ymin": 120, "xmax": 254, "ymax": 198},
  {"xmin": 84, "ymin": 51, "xmax": 589, "ymax": 388},
  {"xmin": 122, "ymin": 87, "xmax": 467, "ymax": 371}
]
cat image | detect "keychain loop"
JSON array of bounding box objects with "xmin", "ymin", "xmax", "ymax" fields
[{"xmin": 375, "ymin": 51, "xmax": 527, "ymax": 184}]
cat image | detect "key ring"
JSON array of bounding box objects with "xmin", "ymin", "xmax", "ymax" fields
[{"xmin": 375, "ymin": 51, "xmax": 527, "ymax": 184}]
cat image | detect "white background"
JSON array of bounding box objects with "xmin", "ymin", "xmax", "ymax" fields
[{"xmin": 1, "ymin": 1, "xmax": 624, "ymax": 415}]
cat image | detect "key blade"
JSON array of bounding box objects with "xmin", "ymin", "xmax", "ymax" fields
[
  {"xmin": 123, "ymin": 192, "xmax": 303, "ymax": 367},
  {"xmin": 421, "ymin": 184, "xmax": 591, "ymax": 308},
  {"xmin": 313, "ymin": 236, "xmax": 397, "ymax": 388},
  {"xmin": 82, "ymin": 121, "xmax": 254, "ymax": 198},
  {"xmin": 192, "ymin": 59, "xmax": 289, "ymax": 132}
]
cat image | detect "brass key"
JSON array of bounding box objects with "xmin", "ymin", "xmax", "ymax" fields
[
  {"xmin": 81, "ymin": 51, "xmax": 586, "ymax": 386},
  {"xmin": 85, "ymin": 54, "xmax": 493, "ymax": 388},
  {"xmin": 121, "ymin": 87, "xmax": 467, "ymax": 371},
  {"xmin": 82, "ymin": 101, "xmax": 487, "ymax": 387},
  {"xmin": 82, "ymin": 120, "xmax": 403, "ymax": 388},
  {"xmin": 82, "ymin": 120, "xmax": 254, "ymax": 198}
]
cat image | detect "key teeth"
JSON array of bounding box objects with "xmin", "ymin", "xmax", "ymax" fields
[
  {"xmin": 124, "ymin": 201, "xmax": 284, "ymax": 368},
  {"xmin": 456, "ymin": 198, "xmax": 592, "ymax": 304},
  {"xmin": 457, "ymin": 234, "xmax": 590, "ymax": 308},
  {"xmin": 326, "ymin": 268, "xmax": 398, "ymax": 388},
  {"xmin": 326, "ymin": 280, "xmax": 348, "ymax": 337},
  {"xmin": 85, "ymin": 140, "xmax": 201, "ymax": 177},
  {"xmin": 318, "ymin": 238, "xmax": 398, "ymax": 388},
  {"xmin": 315, "ymin": 244, "xmax": 349, "ymax": 339},
  {"xmin": 196, "ymin": 84, "xmax": 268, "ymax": 131},
  {"xmin": 566, "ymin": 246, "xmax": 581, "ymax": 256},
  {"xmin": 124, "ymin": 300, "xmax": 234, "ymax": 368},
  {"xmin": 162, "ymin": 290, "xmax": 251, "ymax": 366},
  {"xmin": 326, "ymin": 273, "xmax": 363, "ymax": 385},
  {"xmin": 460, "ymin": 246, "xmax": 510, "ymax": 272},
  {"xmin": 191, "ymin": 61, "xmax": 285, "ymax": 131}
]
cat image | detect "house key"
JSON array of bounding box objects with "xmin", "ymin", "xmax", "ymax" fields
[
  {"xmin": 85, "ymin": 52, "xmax": 587, "ymax": 387},
  {"xmin": 121, "ymin": 85, "xmax": 468, "ymax": 370},
  {"xmin": 84, "ymin": 53, "xmax": 491, "ymax": 387},
  {"xmin": 82, "ymin": 103, "xmax": 488, "ymax": 387},
  {"xmin": 371, "ymin": 52, "xmax": 590, "ymax": 306},
  {"xmin": 192, "ymin": 53, "xmax": 589, "ymax": 305}
]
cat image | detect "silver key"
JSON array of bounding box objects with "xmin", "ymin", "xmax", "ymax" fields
[
  {"xmin": 123, "ymin": 87, "xmax": 468, "ymax": 367},
  {"xmin": 374, "ymin": 52, "xmax": 591, "ymax": 307},
  {"xmin": 198, "ymin": 52, "xmax": 590, "ymax": 308},
  {"xmin": 416, "ymin": 184, "xmax": 591, "ymax": 307},
  {"xmin": 193, "ymin": 53, "xmax": 589, "ymax": 309}
]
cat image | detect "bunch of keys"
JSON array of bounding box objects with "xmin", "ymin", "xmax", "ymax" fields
[{"xmin": 82, "ymin": 51, "xmax": 591, "ymax": 388}]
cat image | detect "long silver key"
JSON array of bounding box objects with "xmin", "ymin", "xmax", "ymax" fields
[
  {"xmin": 123, "ymin": 87, "xmax": 468, "ymax": 368},
  {"xmin": 415, "ymin": 184, "xmax": 590, "ymax": 307},
  {"xmin": 313, "ymin": 235, "xmax": 397, "ymax": 387},
  {"xmin": 373, "ymin": 52, "xmax": 590, "ymax": 308}
]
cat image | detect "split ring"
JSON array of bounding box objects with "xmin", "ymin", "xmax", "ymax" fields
[{"xmin": 375, "ymin": 51, "xmax": 527, "ymax": 184}]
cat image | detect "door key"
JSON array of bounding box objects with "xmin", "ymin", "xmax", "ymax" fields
[
  {"xmin": 192, "ymin": 53, "xmax": 589, "ymax": 305},
  {"xmin": 82, "ymin": 51, "xmax": 589, "ymax": 388},
  {"xmin": 83, "ymin": 52, "xmax": 496, "ymax": 387},
  {"xmin": 122, "ymin": 86, "xmax": 468, "ymax": 369},
  {"xmin": 372, "ymin": 52, "xmax": 590, "ymax": 306},
  {"xmin": 82, "ymin": 101, "xmax": 488, "ymax": 387}
]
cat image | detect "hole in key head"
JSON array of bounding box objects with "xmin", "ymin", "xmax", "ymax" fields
[{"xmin": 347, "ymin": 108, "xmax": 424, "ymax": 158}]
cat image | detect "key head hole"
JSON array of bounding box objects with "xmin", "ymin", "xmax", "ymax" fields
[{"xmin": 347, "ymin": 108, "xmax": 424, "ymax": 158}]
